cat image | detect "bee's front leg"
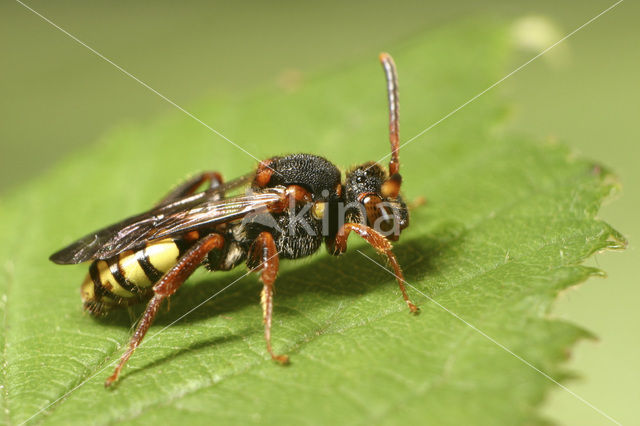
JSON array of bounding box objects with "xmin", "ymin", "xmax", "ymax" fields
[{"xmin": 329, "ymin": 222, "xmax": 419, "ymax": 314}]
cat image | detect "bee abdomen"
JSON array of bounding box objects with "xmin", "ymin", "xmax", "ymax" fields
[{"xmin": 81, "ymin": 238, "xmax": 189, "ymax": 315}]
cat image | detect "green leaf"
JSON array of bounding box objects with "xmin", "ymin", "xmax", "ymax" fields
[{"xmin": 0, "ymin": 20, "xmax": 623, "ymax": 425}]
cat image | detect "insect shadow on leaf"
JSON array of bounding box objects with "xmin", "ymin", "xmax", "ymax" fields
[{"xmin": 94, "ymin": 232, "xmax": 450, "ymax": 387}]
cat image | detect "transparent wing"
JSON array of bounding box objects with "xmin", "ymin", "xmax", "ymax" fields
[{"xmin": 50, "ymin": 186, "xmax": 283, "ymax": 264}]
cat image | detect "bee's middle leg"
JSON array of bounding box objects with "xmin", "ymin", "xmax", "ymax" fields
[{"xmin": 249, "ymin": 231, "xmax": 288, "ymax": 364}]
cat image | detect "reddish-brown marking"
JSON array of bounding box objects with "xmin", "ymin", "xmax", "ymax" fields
[
  {"xmin": 255, "ymin": 160, "xmax": 274, "ymax": 188},
  {"xmin": 183, "ymin": 231, "xmax": 200, "ymax": 241},
  {"xmin": 267, "ymin": 185, "xmax": 312, "ymax": 213},
  {"xmin": 250, "ymin": 232, "xmax": 289, "ymax": 364},
  {"xmin": 381, "ymin": 173, "xmax": 402, "ymax": 199},
  {"xmin": 335, "ymin": 183, "xmax": 343, "ymax": 198},
  {"xmin": 285, "ymin": 185, "xmax": 312, "ymax": 203},
  {"xmin": 357, "ymin": 193, "xmax": 383, "ymax": 227},
  {"xmin": 104, "ymin": 233, "xmax": 225, "ymax": 387},
  {"xmin": 184, "ymin": 230, "xmax": 200, "ymax": 242},
  {"xmin": 333, "ymin": 223, "xmax": 418, "ymax": 313}
]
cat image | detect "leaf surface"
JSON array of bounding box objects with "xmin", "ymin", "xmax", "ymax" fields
[{"xmin": 0, "ymin": 21, "xmax": 622, "ymax": 425}]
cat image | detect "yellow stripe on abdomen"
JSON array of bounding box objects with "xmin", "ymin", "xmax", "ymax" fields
[
  {"xmin": 144, "ymin": 239, "xmax": 180, "ymax": 273},
  {"xmin": 80, "ymin": 238, "xmax": 186, "ymax": 316},
  {"xmin": 118, "ymin": 250, "xmax": 153, "ymax": 287},
  {"xmin": 97, "ymin": 260, "xmax": 135, "ymax": 298}
]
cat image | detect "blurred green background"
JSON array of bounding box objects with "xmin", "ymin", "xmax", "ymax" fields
[{"xmin": 1, "ymin": 1, "xmax": 637, "ymax": 424}]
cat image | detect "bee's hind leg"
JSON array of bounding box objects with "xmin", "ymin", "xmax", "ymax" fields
[{"xmin": 104, "ymin": 233, "xmax": 225, "ymax": 387}]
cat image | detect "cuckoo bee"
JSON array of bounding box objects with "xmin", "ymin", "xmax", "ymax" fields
[{"xmin": 50, "ymin": 53, "xmax": 418, "ymax": 387}]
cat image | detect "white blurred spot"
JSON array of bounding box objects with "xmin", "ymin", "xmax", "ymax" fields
[{"xmin": 512, "ymin": 15, "xmax": 570, "ymax": 67}]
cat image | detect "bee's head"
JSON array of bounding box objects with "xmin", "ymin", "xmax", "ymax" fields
[
  {"xmin": 339, "ymin": 52, "xmax": 411, "ymax": 240},
  {"xmin": 343, "ymin": 162, "xmax": 408, "ymax": 240}
]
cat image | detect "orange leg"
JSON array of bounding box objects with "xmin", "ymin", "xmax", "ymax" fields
[
  {"xmin": 105, "ymin": 233, "xmax": 225, "ymax": 387},
  {"xmin": 249, "ymin": 232, "xmax": 289, "ymax": 364},
  {"xmin": 332, "ymin": 223, "xmax": 418, "ymax": 313}
]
